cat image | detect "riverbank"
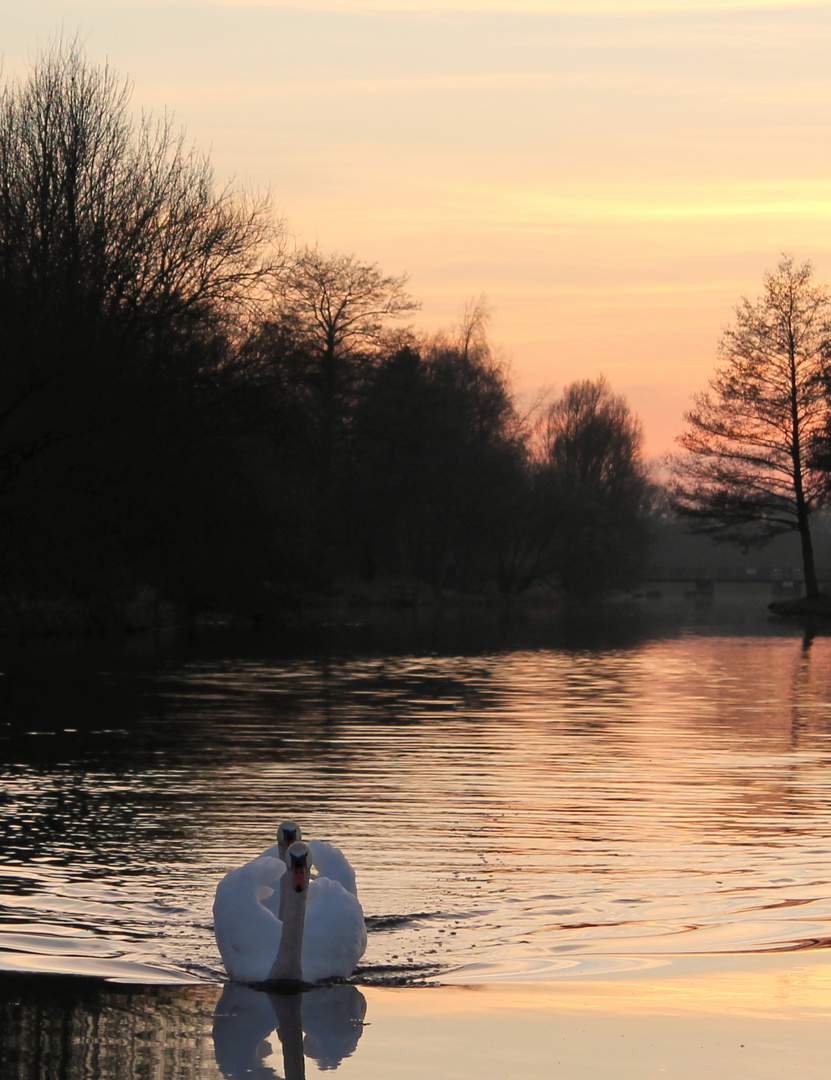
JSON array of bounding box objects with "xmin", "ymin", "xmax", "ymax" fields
[
  {"xmin": 1, "ymin": 576, "xmax": 822, "ymax": 645},
  {"xmin": 768, "ymin": 593, "xmax": 831, "ymax": 619},
  {"xmin": 0, "ymin": 577, "xmax": 535, "ymax": 638}
]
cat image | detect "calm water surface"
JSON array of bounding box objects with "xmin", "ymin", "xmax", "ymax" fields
[{"xmin": 3, "ymin": 587, "xmax": 831, "ymax": 1077}]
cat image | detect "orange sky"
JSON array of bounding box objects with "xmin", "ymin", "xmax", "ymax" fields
[{"xmin": 7, "ymin": 1, "xmax": 831, "ymax": 456}]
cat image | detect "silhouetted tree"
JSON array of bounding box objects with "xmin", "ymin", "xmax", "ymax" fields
[
  {"xmin": 355, "ymin": 303, "xmax": 525, "ymax": 590},
  {"xmin": 669, "ymin": 255, "xmax": 831, "ymax": 600},
  {"xmin": 262, "ymin": 247, "xmax": 419, "ymax": 577},
  {"xmin": 534, "ymin": 376, "xmax": 650, "ymax": 597},
  {"xmin": 274, "ymin": 247, "xmax": 418, "ymax": 467},
  {"xmin": 0, "ymin": 38, "xmax": 281, "ymax": 607}
]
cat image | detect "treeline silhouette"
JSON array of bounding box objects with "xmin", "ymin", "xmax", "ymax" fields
[{"xmin": 0, "ymin": 42, "xmax": 652, "ymax": 631}]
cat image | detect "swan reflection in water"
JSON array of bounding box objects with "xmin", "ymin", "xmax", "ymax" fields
[{"xmin": 213, "ymin": 983, "xmax": 367, "ymax": 1080}]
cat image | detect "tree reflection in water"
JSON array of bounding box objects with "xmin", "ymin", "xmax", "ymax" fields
[{"xmin": 0, "ymin": 972, "xmax": 366, "ymax": 1080}]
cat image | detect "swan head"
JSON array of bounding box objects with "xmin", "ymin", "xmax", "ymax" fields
[
  {"xmin": 286, "ymin": 841, "xmax": 312, "ymax": 894},
  {"xmin": 277, "ymin": 820, "xmax": 302, "ymax": 848}
]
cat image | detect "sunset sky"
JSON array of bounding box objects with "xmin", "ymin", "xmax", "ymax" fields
[{"xmin": 6, "ymin": 1, "xmax": 831, "ymax": 456}]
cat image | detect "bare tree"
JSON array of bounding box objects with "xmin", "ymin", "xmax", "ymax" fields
[
  {"xmin": 274, "ymin": 244, "xmax": 419, "ymax": 402},
  {"xmin": 268, "ymin": 246, "xmax": 419, "ymax": 558},
  {"xmin": 0, "ymin": 38, "xmax": 284, "ymax": 603},
  {"xmin": 669, "ymin": 255, "xmax": 831, "ymax": 599},
  {"xmin": 0, "ymin": 37, "xmax": 279, "ymax": 326},
  {"xmin": 455, "ymin": 294, "xmax": 491, "ymax": 363},
  {"xmin": 0, "ymin": 37, "xmax": 281, "ymax": 495}
]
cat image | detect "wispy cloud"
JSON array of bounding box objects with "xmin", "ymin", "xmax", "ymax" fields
[
  {"xmin": 8, "ymin": 0, "xmax": 831, "ymax": 454},
  {"xmin": 184, "ymin": 1, "xmax": 824, "ymax": 10}
]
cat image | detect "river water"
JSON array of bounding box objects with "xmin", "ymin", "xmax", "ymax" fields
[{"xmin": 3, "ymin": 585, "xmax": 831, "ymax": 1078}]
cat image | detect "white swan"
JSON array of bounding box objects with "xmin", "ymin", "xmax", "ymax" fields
[
  {"xmin": 213, "ymin": 841, "xmax": 366, "ymax": 985},
  {"xmin": 261, "ymin": 821, "xmax": 358, "ymax": 898}
]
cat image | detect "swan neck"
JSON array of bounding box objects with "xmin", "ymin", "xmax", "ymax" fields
[
  {"xmin": 267, "ymin": 880, "xmax": 307, "ymax": 983},
  {"xmin": 278, "ymin": 870, "xmax": 288, "ymax": 920}
]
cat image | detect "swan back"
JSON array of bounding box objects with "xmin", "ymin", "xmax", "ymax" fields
[{"xmin": 308, "ymin": 838, "xmax": 358, "ymax": 897}]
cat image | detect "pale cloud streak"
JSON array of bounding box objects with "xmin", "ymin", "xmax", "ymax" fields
[{"xmin": 177, "ymin": 0, "xmax": 825, "ymax": 10}]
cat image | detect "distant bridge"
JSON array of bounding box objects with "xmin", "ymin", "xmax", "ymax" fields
[{"xmin": 643, "ymin": 566, "xmax": 815, "ymax": 585}]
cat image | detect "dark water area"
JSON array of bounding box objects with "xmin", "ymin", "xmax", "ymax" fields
[
  {"xmin": 1, "ymin": 972, "xmax": 366, "ymax": 1079},
  {"xmin": 3, "ymin": 584, "xmax": 831, "ymax": 1078},
  {"xmin": 2, "ymin": 973, "xmax": 217, "ymax": 1079}
]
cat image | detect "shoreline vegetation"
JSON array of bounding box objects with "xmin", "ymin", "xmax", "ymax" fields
[
  {"xmin": 767, "ymin": 593, "xmax": 831, "ymax": 619},
  {"xmin": 6, "ymin": 48, "xmax": 831, "ymax": 635},
  {"xmin": 0, "ymin": 580, "xmax": 545, "ymax": 638},
  {"xmin": 0, "ymin": 45, "xmax": 655, "ymax": 629},
  {"xmin": 2, "ymin": 577, "xmax": 830, "ymax": 639}
]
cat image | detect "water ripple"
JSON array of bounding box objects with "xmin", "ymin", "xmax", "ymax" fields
[{"xmin": 3, "ymin": 628, "xmax": 831, "ymax": 983}]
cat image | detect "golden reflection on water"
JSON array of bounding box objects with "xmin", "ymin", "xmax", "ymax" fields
[
  {"xmin": 357, "ymin": 964, "xmax": 831, "ymax": 1080},
  {"xmin": 3, "ymin": 626, "xmax": 831, "ymax": 986},
  {"xmin": 4, "ymin": 957, "xmax": 831, "ymax": 1080},
  {"xmin": 374, "ymin": 954, "xmax": 831, "ymax": 1021}
]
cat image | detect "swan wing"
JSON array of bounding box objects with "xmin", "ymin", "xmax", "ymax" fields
[
  {"xmin": 307, "ymin": 838, "xmax": 358, "ymax": 896},
  {"xmin": 301, "ymin": 877, "xmax": 367, "ymax": 983},
  {"xmin": 213, "ymin": 855, "xmax": 285, "ymax": 982}
]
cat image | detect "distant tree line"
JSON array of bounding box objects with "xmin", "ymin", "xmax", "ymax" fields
[{"xmin": 0, "ymin": 41, "xmax": 652, "ymax": 628}]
